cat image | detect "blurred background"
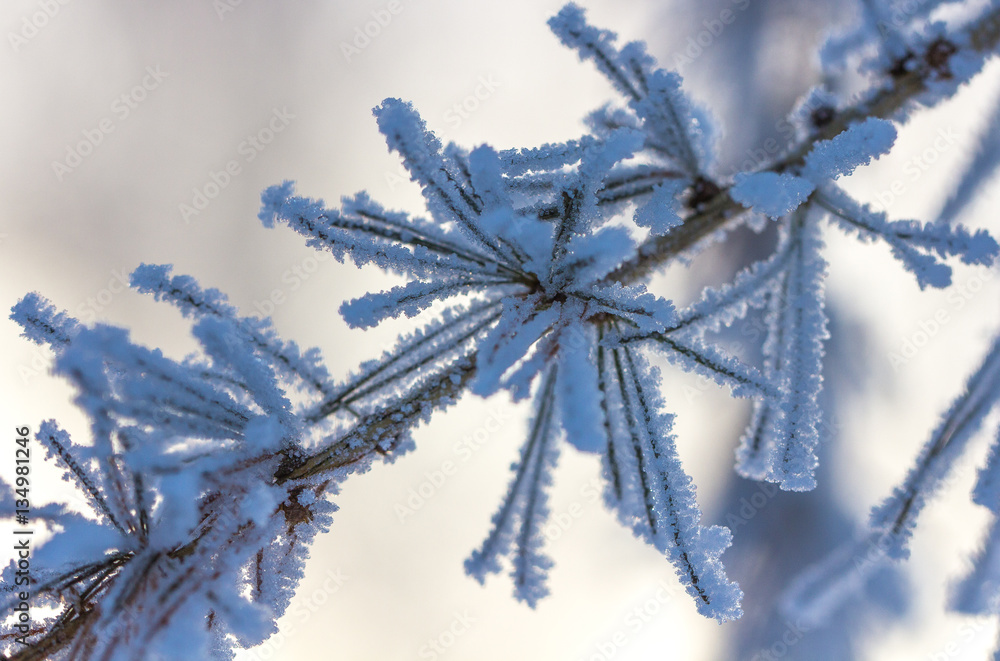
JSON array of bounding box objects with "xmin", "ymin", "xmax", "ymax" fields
[{"xmin": 2, "ymin": 1, "xmax": 1000, "ymax": 659}]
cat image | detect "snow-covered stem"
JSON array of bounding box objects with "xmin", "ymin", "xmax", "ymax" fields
[
  {"xmin": 10, "ymin": 2, "xmax": 1000, "ymax": 658},
  {"xmin": 608, "ymin": 3, "xmax": 1000, "ymax": 285},
  {"xmin": 278, "ymin": 361, "xmax": 477, "ymax": 482}
]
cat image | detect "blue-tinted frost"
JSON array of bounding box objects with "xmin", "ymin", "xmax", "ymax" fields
[
  {"xmin": 803, "ymin": 118, "xmax": 897, "ymax": 180},
  {"xmin": 730, "ymin": 172, "xmax": 815, "ymax": 219},
  {"xmin": 10, "ymin": 2, "xmax": 1000, "ymax": 655}
]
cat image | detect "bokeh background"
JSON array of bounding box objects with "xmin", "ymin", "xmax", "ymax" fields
[{"xmin": 3, "ymin": 1, "xmax": 1000, "ymax": 659}]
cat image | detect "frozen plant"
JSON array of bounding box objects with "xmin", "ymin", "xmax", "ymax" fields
[{"xmin": 6, "ymin": 1, "xmax": 1000, "ymax": 658}]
